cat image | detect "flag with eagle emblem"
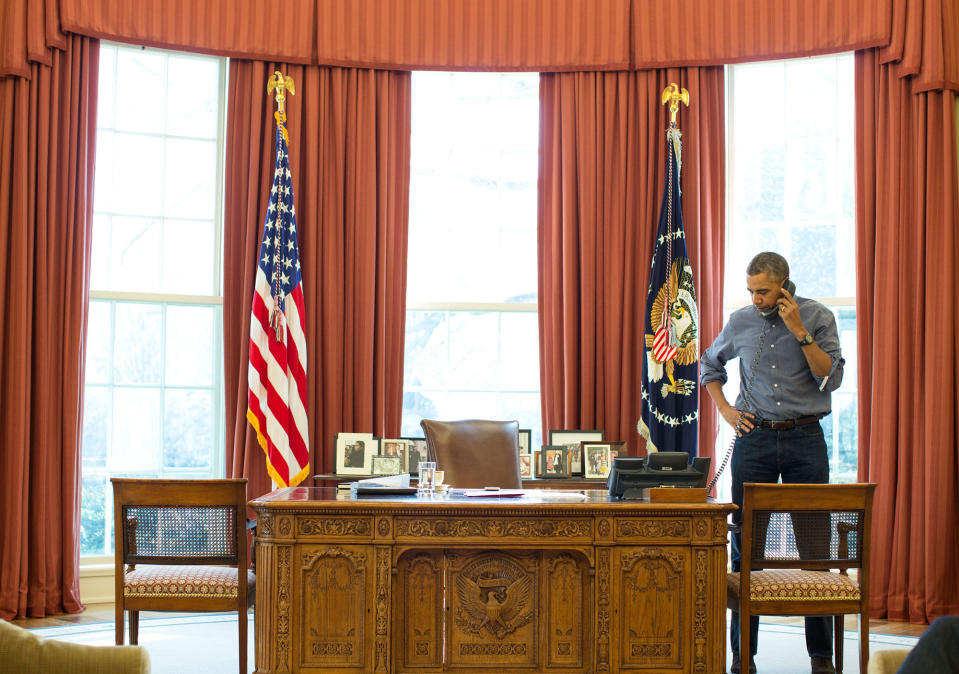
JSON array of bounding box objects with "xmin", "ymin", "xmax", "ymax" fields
[{"xmin": 637, "ymin": 123, "xmax": 699, "ymax": 456}]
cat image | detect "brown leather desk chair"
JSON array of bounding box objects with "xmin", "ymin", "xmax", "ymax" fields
[
  {"xmin": 112, "ymin": 478, "xmax": 254, "ymax": 674},
  {"xmin": 727, "ymin": 482, "xmax": 876, "ymax": 674},
  {"xmin": 420, "ymin": 419, "xmax": 522, "ymax": 488}
]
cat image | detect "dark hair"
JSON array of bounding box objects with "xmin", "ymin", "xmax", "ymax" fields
[{"xmin": 746, "ymin": 252, "xmax": 789, "ymax": 282}]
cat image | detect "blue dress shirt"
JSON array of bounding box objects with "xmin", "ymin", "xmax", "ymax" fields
[{"xmin": 700, "ymin": 297, "xmax": 844, "ymax": 420}]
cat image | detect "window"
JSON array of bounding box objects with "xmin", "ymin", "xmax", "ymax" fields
[
  {"xmin": 80, "ymin": 44, "xmax": 228, "ymax": 557},
  {"xmin": 402, "ymin": 72, "xmax": 542, "ymax": 446},
  {"xmin": 719, "ymin": 53, "xmax": 858, "ymax": 494}
]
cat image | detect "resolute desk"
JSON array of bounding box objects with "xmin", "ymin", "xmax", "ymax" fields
[{"xmin": 249, "ymin": 487, "xmax": 735, "ymax": 674}]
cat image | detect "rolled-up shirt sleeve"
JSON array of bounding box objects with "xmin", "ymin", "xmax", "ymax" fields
[
  {"xmin": 700, "ymin": 326, "xmax": 733, "ymax": 387},
  {"xmin": 811, "ymin": 309, "xmax": 844, "ymax": 393}
]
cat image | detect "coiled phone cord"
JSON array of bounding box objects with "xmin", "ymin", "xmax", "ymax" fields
[{"xmin": 706, "ymin": 318, "xmax": 772, "ymax": 493}]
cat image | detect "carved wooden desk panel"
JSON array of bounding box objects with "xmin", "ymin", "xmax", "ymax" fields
[{"xmin": 250, "ymin": 488, "xmax": 735, "ymax": 674}]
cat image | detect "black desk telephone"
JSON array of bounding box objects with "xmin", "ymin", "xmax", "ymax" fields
[{"xmin": 707, "ymin": 278, "xmax": 796, "ymax": 491}]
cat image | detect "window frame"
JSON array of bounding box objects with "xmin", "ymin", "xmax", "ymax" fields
[{"xmin": 80, "ymin": 43, "xmax": 229, "ymax": 563}]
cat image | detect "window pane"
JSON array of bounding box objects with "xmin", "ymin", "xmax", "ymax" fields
[
  {"xmin": 112, "ymin": 135, "xmax": 164, "ymax": 216},
  {"xmin": 404, "ymin": 311, "xmax": 449, "ymax": 389},
  {"xmin": 114, "ymin": 303, "xmax": 163, "ymax": 384},
  {"xmin": 85, "ymin": 301, "xmax": 112, "ymax": 383},
  {"xmin": 109, "ymin": 216, "xmax": 163, "ymax": 291},
  {"xmin": 165, "ymin": 305, "xmax": 213, "ymax": 385},
  {"xmin": 80, "ymin": 474, "xmax": 108, "ymax": 556},
  {"xmin": 111, "ymin": 387, "xmax": 162, "ymax": 471},
  {"xmin": 166, "ymin": 56, "xmax": 219, "ymax": 138},
  {"xmin": 92, "ymin": 131, "xmax": 115, "ymax": 215},
  {"xmin": 82, "ymin": 386, "xmax": 110, "ymax": 469},
  {"xmin": 407, "ymin": 71, "xmax": 539, "ymax": 305},
  {"xmin": 115, "ymin": 50, "xmax": 165, "ymax": 134},
  {"xmin": 448, "ymin": 312, "xmax": 499, "ymax": 390},
  {"xmin": 164, "ymin": 138, "xmax": 216, "ymax": 219},
  {"xmin": 162, "ymin": 219, "xmax": 215, "ymax": 294},
  {"xmin": 164, "ymin": 389, "xmax": 213, "ymax": 468}
]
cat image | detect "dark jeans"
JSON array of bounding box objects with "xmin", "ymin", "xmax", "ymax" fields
[{"xmin": 729, "ymin": 422, "xmax": 833, "ymax": 659}]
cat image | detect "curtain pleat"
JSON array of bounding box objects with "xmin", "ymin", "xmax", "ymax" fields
[
  {"xmin": 224, "ymin": 62, "xmax": 411, "ymax": 498},
  {"xmin": 0, "ymin": 34, "xmax": 97, "ymax": 620},
  {"xmin": 855, "ymin": 48, "xmax": 959, "ymax": 622},
  {"xmin": 537, "ymin": 67, "xmax": 724, "ymax": 459}
]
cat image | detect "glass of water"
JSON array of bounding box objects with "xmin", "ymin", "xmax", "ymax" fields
[{"xmin": 417, "ymin": 462, "xmax": 437, "ymax": 496}]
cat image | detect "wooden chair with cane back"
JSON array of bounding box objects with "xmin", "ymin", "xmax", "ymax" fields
[
  {"xmin": 727, "ymin": 482, "xmax": 877, "ymax": 673},
  {"xmin": 112, "ymin": 478, "xmax": 255, "ymax": 674}
]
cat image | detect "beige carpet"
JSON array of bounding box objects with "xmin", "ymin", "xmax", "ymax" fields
[{"xmin": 30, "ymin": 614, "xmax": 917, "ymax": 673}]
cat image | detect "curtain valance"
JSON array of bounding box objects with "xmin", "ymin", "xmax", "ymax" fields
[{"xmin": 3, "ymin": 1, "xmax": 956, "ymax": 90}]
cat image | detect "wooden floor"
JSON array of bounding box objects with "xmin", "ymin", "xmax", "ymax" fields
[{"xmin": 11, "ymin": 602, "xmax": 929, "ymax": 639}]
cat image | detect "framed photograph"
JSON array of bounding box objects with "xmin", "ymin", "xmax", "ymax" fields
[
  {"xmin": 549, "ymin": 429, "xmax": 605, "ymax": 476},
  {"xmin": 532, "ymin": 450, "xmax": 543, "ymax": 477},
  {"xmin": 518, "ymin": 429, "xmax": 532, "ymax": 454},
  {"xmin": 380, "ymin": 439, "xmax": 411, "ymax": 472},
  {"xmin": 518, "ymin": 453, "xmax": 533, "ymax": 479},
  {"xmin": 335, "ymin": 433, "xmax": 378, "ymax": 476},
  {"xmin": 371, "ymin": 455, "xmax": 402, "ymax": 476},
  {"xmin": 608, "ymin": 441, "xmax": 626, "ymax": 463},
  {"xmin": 540, "ymin": 445, "xmax": 570, "ymax": 478},
  {"xmin": 401, "ymin": 437, "xmax": 429, "ymax": 475},
  {"xmin": 583, "ymin": 443, "xmax": 613, "ymax": 479}
]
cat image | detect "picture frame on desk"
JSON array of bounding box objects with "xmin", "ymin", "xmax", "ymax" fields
[
  {"xmin": 540, "ymin": 445, "xmax": 570, "ymax": 478},
  {"xmin": 371, "ymin": 455, "xmax": 402, "ymax": 476},
  {"xmin": 549, "ymin": 429, "xmax": 604, "ymax": 476},
  {"xmin": 334, "ymin": 432, "xmax": 377, "ymax": 476},
  {"xmin": 518, "ymin": 453, "xmax": 533, "ymax": 479},
  {"xmin": 532, "ymin": 450, "xmax": 543, "ymax": 477},
  {"xmin": 401, "ymin": 437, "xmax": 429, "ymax": 475},
  {"xmin": 381, "ymin": 439, "xmax": 411, "ymax": 472},
  {"xmin": 608, "ymin": 441, "xmax": 626, "ymax": 463},
  {"xmin": 583, "ymin": 443, "xmax": 613, "ymax": 479},
  {"xmin": 518, "ymin": 429, "xmax": 532, "ymax": 454}
]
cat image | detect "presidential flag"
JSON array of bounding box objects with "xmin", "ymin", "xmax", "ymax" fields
[
  {"xmin": 637, "ymin": 119, "xmax": 699, "ymax": 456},
  {"xmin": 247, "ymin": 118, "xmax": 309, "ymax": 487}
]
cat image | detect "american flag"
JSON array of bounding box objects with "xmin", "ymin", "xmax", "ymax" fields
[{"xmin": 246, "ymin": 120, "xmax": 309, "ymax": 487}]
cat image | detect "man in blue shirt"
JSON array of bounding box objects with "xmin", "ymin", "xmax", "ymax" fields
[{"xmin": 700, "ymin": 252, "xmax": 845, "ymax": 674}]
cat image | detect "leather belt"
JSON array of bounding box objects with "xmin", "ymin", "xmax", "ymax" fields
[{"xmin": 757, "ymin": 415, "xmax": 822, "ymax": 430}]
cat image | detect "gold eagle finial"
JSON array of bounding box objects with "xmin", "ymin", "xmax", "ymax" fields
[
  {"xmin": 661, "ymin": 83, "xmax": 689, "ymax": 125},
  {"xmin": 267, "ymin": 71, "xmax": 295, "ymax": 117}
]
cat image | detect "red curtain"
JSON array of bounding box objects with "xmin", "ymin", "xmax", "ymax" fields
[
  {"xmin": 0, "ymin": 35, "xmax": 98, "ymax": 620},
  {"xmin": 537, "ymin": 67, "xmax": 725, "ymax": 458},
  {"xmin": 6, "ymin": 1, "xmax": 918, "ymax": 76},
  {"xmin": 58, "ymin": 0, "xmax": 315, "ymax": 66},
  {"xmin": 855, "ymin": 48, "xmax": 959, "ymax": 622},
  {"xmin": 224, "ymin": 62, "xmax": 411, "ymax": 498}
]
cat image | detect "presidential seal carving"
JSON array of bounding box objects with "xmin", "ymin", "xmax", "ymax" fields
[{"xmin": 454, "ymin": 556, "xmax": 534, "ymax": 640}]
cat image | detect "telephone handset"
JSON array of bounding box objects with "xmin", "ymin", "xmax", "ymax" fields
[
  {"xmin": 760, "ymin": 279, "xmax": 796, "ymax": 317},
  {"xmin": 707, "ymin": 278, "xmax": 794, "ymax": 491}
]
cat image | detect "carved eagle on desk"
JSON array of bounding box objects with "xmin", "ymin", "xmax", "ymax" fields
[{"xmin": 454, "ymin": 571, "xmax": 534, "ymax": 640}]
